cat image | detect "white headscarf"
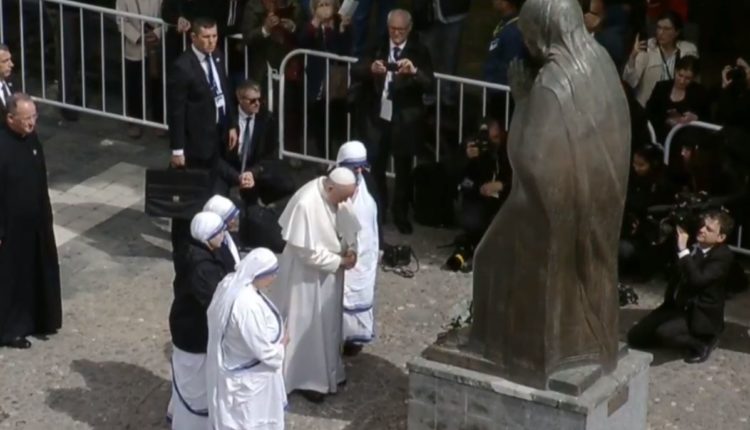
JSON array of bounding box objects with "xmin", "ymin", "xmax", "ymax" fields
[
  {"xmin": 203, "ymin": 195, "xmax": 241, "ymax": 267},
  {"xmin": 203, "ymin": 195, "xmax": 240, "ymax": 225},
  {"xmin": 190, "ymin": 212, "xmax": 225, "ymax": 244},
  {"xmin": 206, "ymin": 247, "xmax": 280, "ymax": 430},
  {"xmin": 336, "ymin": 140, "xmax": 369, "ymax": 169}
]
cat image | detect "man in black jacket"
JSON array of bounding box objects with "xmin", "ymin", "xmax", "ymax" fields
[
  {"xmin": 352, "ymin": 9, "xmax": 434, "ymax": 234},
  {"xmin": 627, "ymin": 210, "xmax": 735, "ymax": 364},
  {"xmin": 167, "ymin": 17, "xmax": 241, "ymax": 264}
]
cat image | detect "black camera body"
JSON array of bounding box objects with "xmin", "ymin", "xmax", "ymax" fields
[
  {"xmin": 643, "ymin": 192, "xmax": 710, "ymax": 245},
  {"xmin": 385, "ymin": 62, "xmax": 400, "ymax": 72}
]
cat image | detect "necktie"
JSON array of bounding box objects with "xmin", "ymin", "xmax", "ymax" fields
[
  {"xmin": 205, "ymin": 55, "xmax": 226, "ymax": 122},
  {"xmin": 240, "ymin": 116, "xmax": 253, "ymax": 172},
  {"xmin": 392, "ymin": 47, "xmax": 401, "ymax": 61},
  {"xmin": 2, "ymin": 82, "xmax": 10, "ymax": 102},
  {"xmin": 205, "ymin": 55, "xmax": 217, "ymax": 94}
]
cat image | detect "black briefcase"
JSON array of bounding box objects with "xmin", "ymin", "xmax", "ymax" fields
[{"xmin": 144, "ymin": 168, "xmax": 213, "ymax": 219}]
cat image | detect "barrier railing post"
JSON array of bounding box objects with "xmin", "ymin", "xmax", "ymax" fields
[
  {"xmin": 19, "ymin": 0, "xmax": 27, "ymax": 92},
  {"xmin": 100, "ymin": 12, "xmax": 106, "ymax": 110},
  {"xmin": 39, "ymin": 0, "xmax": 47, "ymax": 99}
]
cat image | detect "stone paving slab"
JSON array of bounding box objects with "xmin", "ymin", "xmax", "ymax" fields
[{"xmin": 0, "ymin": 110, "xmax": 749, "ymax": 430}]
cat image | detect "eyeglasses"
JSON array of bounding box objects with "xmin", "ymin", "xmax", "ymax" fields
[
  {"xmin": 388, "ymin": 25, "xmax": 409, "ymax": 33},
  {"xmin": 241, "ymin": 97, "xmax": 261, "ymax": 104}
]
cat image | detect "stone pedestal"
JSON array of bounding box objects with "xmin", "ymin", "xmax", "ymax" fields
[{"xmin": 407, "ymin": 349, "xmax": 652, "ymax": 430}]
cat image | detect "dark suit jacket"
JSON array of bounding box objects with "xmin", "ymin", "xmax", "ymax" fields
[
  {"xmin": 224, "ymin": 109, "xmax": 276, "ymax": 172},
  {"xmin": 646, "ymin": 80, "xmax": 709, "ymax": 142},
  {"xmin": 663, "ymin": 243, "xmax": 733, "ymax": 337},
  {"xmin": 167, "ymin": 47, "xmax": 237, "ymax": 163},
  {"xmin": 352, "ymin": 35, "xmax": 434, "ymax": 156}
]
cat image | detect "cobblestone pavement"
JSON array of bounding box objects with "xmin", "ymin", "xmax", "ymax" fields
[{"xmin": 0, "ymin": 110, "xmax": 749, "ymax": 430}]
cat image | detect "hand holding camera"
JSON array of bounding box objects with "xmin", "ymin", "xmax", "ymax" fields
[
  {"xmin": 676, "ymin": 225, "xmax": 689, "ymax": 251},
  {"xmin": 396, "ymin": 58, "xmax": 417, "ymax": 75},
  {"xmin": 371, "ymin": 60, "xmax": 387, "ymax": 75}
]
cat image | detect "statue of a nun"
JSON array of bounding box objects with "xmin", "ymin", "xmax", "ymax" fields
[{"xmin": 470, "ymin": 0, "xmax": 631, "ymax": 389}]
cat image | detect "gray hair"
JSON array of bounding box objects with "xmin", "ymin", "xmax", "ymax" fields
[
  {"xmin": 236, "ymin": 79, "xmax": 261, "ymax": 94},
  {"xmin": 387, "ymin": 9, "xmax": 412, "ymax": 28},
  {"xmin": 6, "ymin": 93, "xmax": 34, "ymax": 116}
]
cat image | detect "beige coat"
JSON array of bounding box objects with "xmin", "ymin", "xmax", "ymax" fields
[
  {"xmin": 116, "ymin": 0, "xmax": 163, "ymax": 61},
  {"xmin": 623, "ymin": 38, "xmax": 698, "ymax": 107}
]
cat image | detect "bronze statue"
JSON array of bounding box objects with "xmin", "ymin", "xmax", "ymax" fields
[{"xmin": 469, "ymin": 0, "xmax": 631, "ymax": 388}]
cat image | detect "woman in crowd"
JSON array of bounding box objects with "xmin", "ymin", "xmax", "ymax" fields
[
  {"xmin": 646, "ymin": 55, "xmax": 708, "ymax": 142},
  {"xmin": 623, "ymin": 10, "xmax": 698, "ymax": 106},
  {"xmin": 206, "ymin": 248, "xmax": 287, "ymax": 430},
  {"xmin": 298, "ymin": 0, "xmax": 353, "ymax": 158},
  {"xmin": 169, "ymin": 212, "xmax": 235, "ymax": 430},
  {"xmin": 203, "ymin": 195, "xmax": 242, "ymax": 268}
]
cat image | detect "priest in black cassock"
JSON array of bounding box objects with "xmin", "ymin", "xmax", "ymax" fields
[{"xmin": 0, "ymin": 93, "xmax": 61, "ymax": 349}]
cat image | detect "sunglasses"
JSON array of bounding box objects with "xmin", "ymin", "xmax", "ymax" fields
[{"xmin": 241, "ymin": 97, "xmax": 262, "ymax": 104}]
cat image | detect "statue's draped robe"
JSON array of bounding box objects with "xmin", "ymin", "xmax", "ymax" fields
[{"xmin": 471, "ymin": 0, "xmax": 631, "ymax": 388}]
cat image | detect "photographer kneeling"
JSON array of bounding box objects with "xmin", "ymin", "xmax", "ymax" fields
[
  {"xmin": 627, "ymin": 210, "xmax": 735, "ymax": 364},
  {"xmin": 448, "ymin": 118, "xmax": 512, "ymax": 271}
]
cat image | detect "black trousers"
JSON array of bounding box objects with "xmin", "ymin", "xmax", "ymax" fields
[
  {"xmin": 627, "ymin": 305, "xmax": 711, "ymax": 353},
  {"xmin": 459, "ymin": 195, "xmax": 501, "ymax": 248},
  {"xmin": 124, "ymin": 58, "xmax": 164, "ymax": 122},
  {"xmin": 371, "ymin": 120, "xmax": 413, "ymax": 223}
]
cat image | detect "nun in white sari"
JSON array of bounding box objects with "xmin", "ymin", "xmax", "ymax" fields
[
  {"xmin": 336, "ymin": 141, "xmax": 379, "ymax": 354},
  {"xmin": 204, "ymin": 195, "xmax": 242, "ymax": 267},
  {"xmin": 206, "ymin": 248, "xmax": 287, "ymax": 430}
]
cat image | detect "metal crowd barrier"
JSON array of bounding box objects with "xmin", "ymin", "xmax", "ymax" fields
[
  {"xmin": 0, "ymin": 0, "xmax": 264, "ymax": 128},
  {"xmin": 276, "ymin": 48, "xmax": 512, "ymax": 172}
]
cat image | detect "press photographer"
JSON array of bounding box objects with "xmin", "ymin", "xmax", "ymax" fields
[
  {"xmin": 447, "ymin": 118, "xmax": 512, "ymax": 271},
  {"xmin": 627, "ymin": 210, "xmax": 735, "ymax": 364}
]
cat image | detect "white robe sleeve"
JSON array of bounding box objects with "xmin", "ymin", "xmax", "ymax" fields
[
  {"xmin": 288, "ymin": 244, "xmax": 341, "ymax": 274},
  {"xmin": 232, "ymin": 304, "xmax": 284, "ymax": 370}
]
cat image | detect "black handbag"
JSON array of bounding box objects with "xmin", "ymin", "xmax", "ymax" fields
[{"xmin": 144, "ymin": 168, "xmax": 213, "ymax": 219}]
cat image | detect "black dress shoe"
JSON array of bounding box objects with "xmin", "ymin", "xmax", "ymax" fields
[
  {"xmin": 395, "ymin": 220, "xmax": 413, "ymax": 235},
  {"xmin": 343, "ymin": 342, "xmax": 363, "ymax": 357},
  {"xmin": 298, "ymin": 389, "xmax": 325, "ymax": 404},
  {"xmin": 4, "ymin": 337, "xmax": 31, "ymax": 349},
  {"xmin": 685, "ymin": 336, "xmax": 720, "ymax": 364}
]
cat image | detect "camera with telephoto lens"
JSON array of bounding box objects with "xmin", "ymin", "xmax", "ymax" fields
[
  {"xmin": 643, "ymin": 192, "xmax": 710, "ymax": 246},
  {"xmin": 445, "ymin": 237, "xmax": 474, "ymax": 272},
  {"xmin": 470, "ymin": 123, "xmax": 491, "ymax": 153}
]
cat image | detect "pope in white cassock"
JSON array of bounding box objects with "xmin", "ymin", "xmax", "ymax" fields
[
  {"xmin": 336, "ymin": 141, "xmax": 379, "ymax": 356},
  {"xmin": 270, "ymin": 167, "xmax": 360, "ymax": 404},
  {"xmin": 206, "ymin": 247, "xmax": 287, "ymax": 430}
]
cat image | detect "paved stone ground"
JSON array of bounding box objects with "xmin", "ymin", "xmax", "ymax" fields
[{"xmin": 0, "ymin": 108, "xmax": 749, "ymax": 430}]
